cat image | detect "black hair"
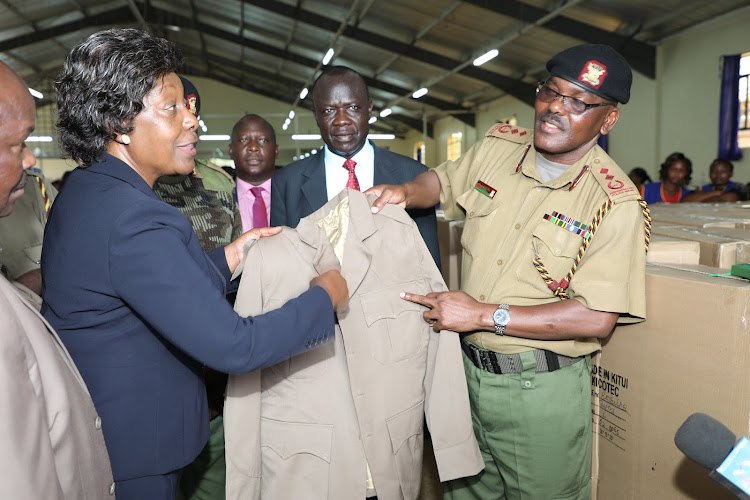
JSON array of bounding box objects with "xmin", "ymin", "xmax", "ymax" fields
[
  {"xmin": 311, "ymin": 66, "xmax": 371, "ymax": 107},
  {"xmin": 628, "ymin": 167, "xmax": 651, "ymax": 184},
  {"xmin": 56, "ymin": 28, "xmax": 183, "ymax": 167},
  {"xmin": 659, "ymin": 152, "xmax": 692, "ymax": 185},
  {"xmin": 709, "ymin": 158, "xmax": 734, "ymax": 174}
]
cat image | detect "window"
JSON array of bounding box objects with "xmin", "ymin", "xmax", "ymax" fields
[
  {"xmin": 414, "ymin": 141, "xmax": 425, "ymax": 164},
  {"xmin": 447, "ymin": 132, "xmax": 462, "ymax": 161},
  {"xmin": 738, "ymin": 52, "xmax": 750, "ymax": 148}
]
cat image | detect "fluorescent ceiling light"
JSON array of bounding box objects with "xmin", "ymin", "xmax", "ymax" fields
[
  {"xmin": 380, "ymin": 108, "xmax": 392, "ymax": 117},
  {"xmin": 288, "ymin": 110, "xmax": 295, "ymax": 119},
  {"xmin": 368, "ymin": 117, "xmax": 377, "ymax": 124},
  {"xmin": 292, "ymin": 134, "xmax": 322, "ymax": 140},
  {"xmin": 26, "ymin": 136, "xmax": 53, "ymax": 142},
  {"xmin": 473, "ymin": 49, "xmax": 499, "ymax": 67},
  {"xmin": 322, "ymin": 48, "xmax": 334, "ymax": 65},
  {"xmin": 282, "ymin": 122, "xmax": 289, "ymax": 130},
  {"xmin": 412, "ymin": 88, "xmax": 428, "ymax": 99},
  {"xmin": 367, "ymin": 134, "xmax": 395, "ymax": 140},
  {"xmin": 299, "ymin": 88, "xmax": 309, "ymax": 100},
  {"xmin": 28, "ymin": 88, "xmax": 43, "ymax": 99},
  {"xmin": 199, "ymin": 134, "xmax": 230, "ymax": 141}
]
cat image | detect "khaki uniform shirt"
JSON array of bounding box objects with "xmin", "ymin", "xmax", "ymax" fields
[
  {"xmin": 434, "ymin": 124, "xmax": 647, "ymax": 358},
  {"xmin": 0, "ymin": 169, "xmax": 57, "ymax": 279}
]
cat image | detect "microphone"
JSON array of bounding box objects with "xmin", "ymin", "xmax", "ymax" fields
[{"xmin": 675, "ymin": 413, "xmax": 750, "ymax": 499}]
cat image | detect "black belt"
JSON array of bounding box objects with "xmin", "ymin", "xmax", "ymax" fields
[{"xmin": 461, "ymin": 339, "xmax": 583, "ymax": 375}]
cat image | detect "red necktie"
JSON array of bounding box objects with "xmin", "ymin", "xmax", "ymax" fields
[
  {"xmin": 250, "ymin": 187, "xmax": 268, "ymax": 228},
  {"xmin": 343, "ymin": 158, "xmax": 360, "ymax": 191}
]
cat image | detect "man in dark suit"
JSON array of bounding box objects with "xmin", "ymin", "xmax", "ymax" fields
[{"xmin": 271, "ymin": 66, "xmax": 440, "ymax": 267}]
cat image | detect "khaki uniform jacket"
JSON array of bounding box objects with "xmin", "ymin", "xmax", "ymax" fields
[
  {"xmin": 0, "ymin": 276, "xmax": 114, "ymax": 498},
  {"xmin": 0, "ymin": 169, "xmax": 57, "ymax": 279},
  {"xmin": 225, "ymin": 188, "xmax": 482, "ymax": 500}
]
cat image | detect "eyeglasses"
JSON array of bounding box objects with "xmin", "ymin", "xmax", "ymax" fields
[{"xmin": 535, "ymin": 83, "xmax": 614, "ymax": 115}]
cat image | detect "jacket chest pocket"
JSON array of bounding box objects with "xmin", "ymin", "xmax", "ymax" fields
[
  {"xmin": 359, "ymin": 280, "xmax": 430, "ymax": 365},
  {"xmin": 530, "ymin": 220, "xmax": 585, "ymax": 280}
]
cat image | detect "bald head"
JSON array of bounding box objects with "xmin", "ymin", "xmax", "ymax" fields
[{"xmin": 0, "ymin": 62, "xmax": 37, "ymax": 217}]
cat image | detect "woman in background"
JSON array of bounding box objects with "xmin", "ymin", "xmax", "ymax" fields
[
  {"xmin": 628, "ymin": 167, "xmax": 651, "ymax": 197},
  {"xmin": 683, "ymin": 158, "xmax": 748, "ymax": 202},
  {"xmin": 642, "ymin": 152, "xmax": 692, "ymax": 204},
  {"xmin": 42, "ymin": 28, "xmax": 347, "ymax": 499}
]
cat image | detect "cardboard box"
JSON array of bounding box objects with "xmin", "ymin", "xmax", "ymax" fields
[
  {"xmin": 646, "ymin": 235, "xmax": 700, "ymax": 265},
  {"xmin": 591, "ymin": 265, "xmax": 750, "ymax": 500},
  {"xmin": 651, "ymin": 225, "xmax": 750, "ymax": 268},
  {"xmin": 649, "ymin": 203, "xmax": 750, "ymax": 230}
]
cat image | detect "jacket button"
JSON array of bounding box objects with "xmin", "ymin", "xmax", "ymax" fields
[
  {"xmin": 109, "ymin": 482, "xmax": 116, "ymax": 495},
  {"xmin": 95, "ymin": 417, "xmax": 102, "ymax": 430}
]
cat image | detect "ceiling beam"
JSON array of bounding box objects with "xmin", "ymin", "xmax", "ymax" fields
[
  {"xmin": 461, "ymin": 0, "xmax": 656, "ymax": 78},
  {"xmin": 245, "ymin": 0, "xmax": 537, "ymax": 105}
]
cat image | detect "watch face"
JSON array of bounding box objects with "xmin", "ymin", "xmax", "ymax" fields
[{"xmin": 493, "ymin": 307, "xmax": 511, "ymax": 326}]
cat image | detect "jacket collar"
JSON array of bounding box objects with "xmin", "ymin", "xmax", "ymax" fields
[
  {"xmin": 86, "ymin": 153, "xmax": 160, "ymax": 200},
  {"xmin": 297, "ymin": 188, "xmax": 412, "ymax": 296}
]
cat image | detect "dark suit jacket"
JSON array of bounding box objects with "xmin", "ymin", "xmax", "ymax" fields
[
  {"xmin": 41, "ymin": 154, "xmax": 335, "ymax": 482},
  {"xmin": 271, "ymin": 142, "xmax": 440, "ymax": 268}
]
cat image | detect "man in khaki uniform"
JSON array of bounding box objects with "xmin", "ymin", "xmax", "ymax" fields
[
  {"xmin": 0, "ymin": 167, "xmax": 57, "ymax": 295},
  {"xmin": 369, "ymin": 44, "xmax": 647, "ymax": 500}
]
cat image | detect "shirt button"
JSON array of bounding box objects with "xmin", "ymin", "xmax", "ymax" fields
[
  {"xmin": 535, "ymin": 187, "xmax": 542, "ymax": 192},
  {"xmin": 554, "ymin": 249, "xmax": 561, "ymax": 256},
  {"xmin": 109, "ymin": 482, "xmax": 116, "ymax": 495},
  {"xmin": 95, "ymin": 417, "xmax": 102, "ymax": 430},
  {"xmin": 479, "ymin": 295, "xmax": 485, "ymax": 301},
  {"xmin": 470, "ymin": 211, "xmax": 475, "ymax": 216},
  {"xmin": 497, "ymin": 259, "xmax": 503, "ymax": 266},
  {"xmin": 594, "ymin": 159, "xmax": 600, "ymax": 164},
  {"xmin": 514, "ymin": 223, "xmax": 521, "ymax": 230},
  {"xmin": 524, "ymin": 381, "xmax": 532, "ymax": 388}
]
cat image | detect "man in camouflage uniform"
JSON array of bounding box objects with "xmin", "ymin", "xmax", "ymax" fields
[
  {"xmin": 0, "ymin": 167, "xmax": 57, "ymax": 297},
  {"xmin": 153, "ymin": 76, "xmax": 240, "ymax": 500}
]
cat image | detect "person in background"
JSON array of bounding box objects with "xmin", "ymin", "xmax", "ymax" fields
[
  {"xmin": 642, "ymin": 152, "xmax": 692, "ymax": 204},
  {"xmin": 683, "ymin": 158, "xmax": 747, "ymax": 202},
  {"xmin": 368, "ymin": 43, "xmax": 647, "ymax": 500},
  {"xmin": 0, "ymin": 60, "xmax": 114, "ymax": 499},
  {"xmin": 0, "ymin": 166, "xmax": 56, "ymax": 296},
  {"xmin": 229, "ymin": 114, "xmax": 279, "ymax": 231},
  {"xmin": 152, "ymin": 76, "xmax": 241, "ymax": 500},
  {"xmin": 42, "ymin": 28, "xmax": 347, "ymax": 500},
  {"xmin": 628, "ymin": 166, "xmax": 651, "ymax": 198},
  {"xmin": 271, "ymin": 65, "xmax": 440, "ymax": 268}
]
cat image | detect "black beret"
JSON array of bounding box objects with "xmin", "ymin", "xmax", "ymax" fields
[
  {"xmin": 179, "ymin": 75, "xmax": 201, "ymax": 116},
  {"xmin": 546, "ymin": 44, "xmax": 632, "ymax": 104}
]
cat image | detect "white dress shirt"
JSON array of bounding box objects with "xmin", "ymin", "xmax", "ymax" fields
[{"xmin": 324, "ymin": 141, "xmax": 375, "ymax": 201}]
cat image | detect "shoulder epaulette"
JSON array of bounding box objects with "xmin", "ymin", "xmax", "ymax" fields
[
  {"xmin": 195, "ymin": 159, "xmax": 236, "ymax": 186},
  {"xmin": 588, "ymin": 156, "xmax": 639, "ymax": 204},
  {"xmin": 485, "ymin": 123, "xmax": 532, "ymax": 144},
  {"xmin": 25, "ymin": 167, "xmax": 44, "ymax": 178}
]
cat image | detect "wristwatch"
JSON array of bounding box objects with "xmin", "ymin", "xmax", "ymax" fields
[{"xmin": 493, "ymin": 303, "xmax": 511, "ymax": 335}]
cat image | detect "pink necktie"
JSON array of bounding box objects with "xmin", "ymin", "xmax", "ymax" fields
[
  {"xmin": 250, "ymin": 187, "xmax": 268, "ymax": 228},
  {"xmin": 343, "ymin": 158, "xmax": 360, "ymax": 191}
]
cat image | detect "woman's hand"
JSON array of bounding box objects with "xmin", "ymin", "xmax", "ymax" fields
[
  {"xmin": 224, "ymin": 227, "xmax": 282, "ymax": 274},
  {"xmin": 310, "ymin": 270, "xmax": 349, "ymax": 312}
]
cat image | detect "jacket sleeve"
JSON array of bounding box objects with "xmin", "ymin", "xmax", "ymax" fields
[
  {"xmin": 0, "ymin": 287, "xmax": 66, "ymax": 499},
  {"xmin": 415, "ymin": 228, "xmax": 484, "ymax": 481},
  {"xmin": 107, "ymin": 201, "xmax": 335, "ymax": 374}
]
